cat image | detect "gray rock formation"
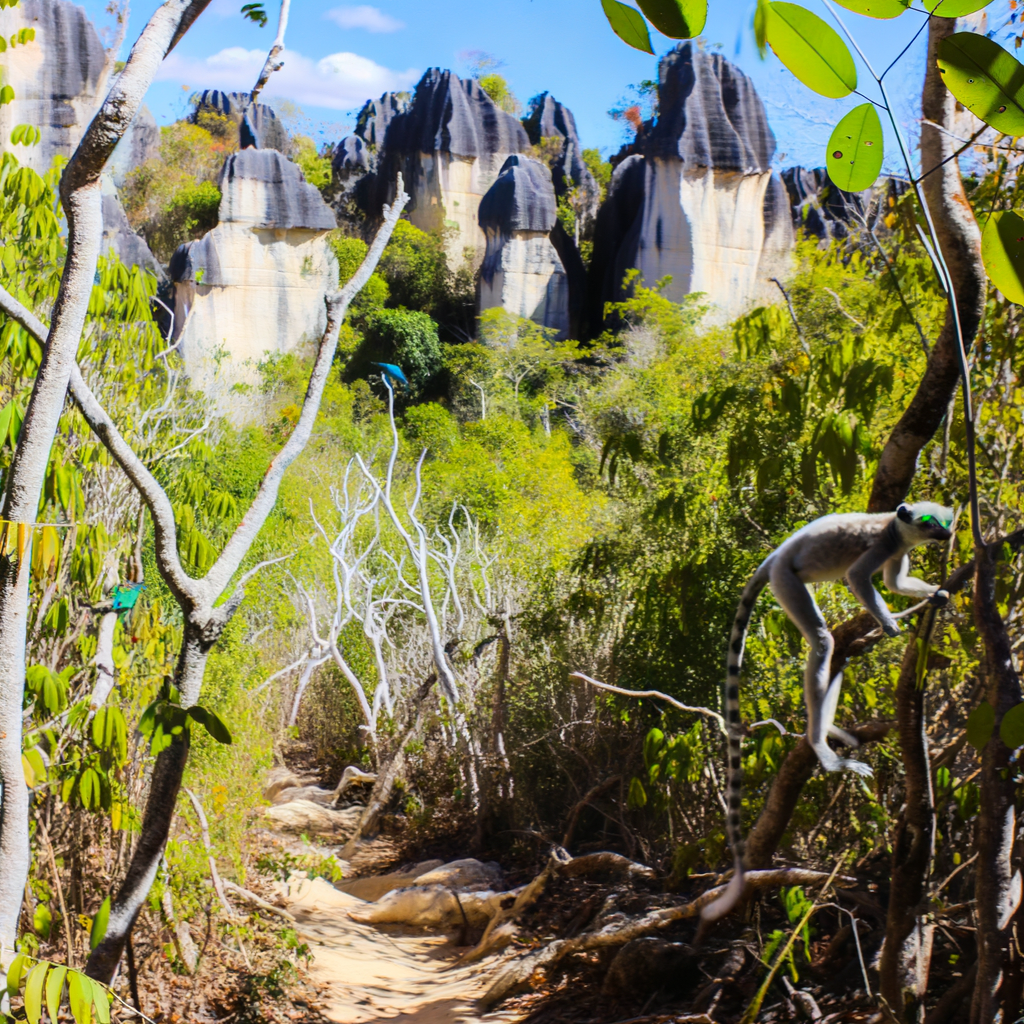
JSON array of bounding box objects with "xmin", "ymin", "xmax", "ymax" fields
[
  {"xmin": 523, "ymin": 92, "xmax": 600, "ymax": 231},
  {"xmin": 350, "ymin": 69, "xmax": 529, "ymax": 267},
  {"xmin": 355, "ymin": 91, "xmax": 411, "ymax": 149},
  {"xmin": 478, "ymin": 154, "xmax": 570, "ymax": 335},
  {"xmin": 331, "ymin": 92, "xmax": 412, "ymax": 209},
  {"xmin": 0, "ymin": 0, "xmax": 107, "ymax": 174},
  {"xmin": 109, "ymin": 104, "xmax": 160, "ymax": 188},
  {"xmin": 588, "ymin": 43, "xmax": 793, "ymax": 329},
  {"xmin": 101, "ymin": 186, "xmax": 164, "ymax": 282},
  {"xmin": 783, "ymin": 166, "xmax": 898, "ymax": 242},
  {"xmin": 171, "ymin": 148, "xmax": 338, "ymax": 415},
  {"xmin": 191, "ymin": 89, "xmax": 288, "ymax": 152}
]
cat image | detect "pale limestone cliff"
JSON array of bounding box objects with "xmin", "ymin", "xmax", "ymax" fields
[
  {"xmin": 170, "ymin": 149, "xmax": 337, "ymax": 414},
  {"xmin": 590, "ymin": 43, "xmax": 793, "ymax": 328},
  {"xmin": 0, "ymin": 0, "xmax": 106, "ymax": 174},
  {"xmin": 478, "ymin": 155, "xmax": 569, "ymax": 336}
]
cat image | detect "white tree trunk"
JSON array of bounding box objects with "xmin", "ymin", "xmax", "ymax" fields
[{"xmin": 0, "ymin": 0, "xmax": 217, "ymax": 963}]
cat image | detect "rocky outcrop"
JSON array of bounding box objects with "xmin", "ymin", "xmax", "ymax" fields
[
  {"xmin": 101, "ymin": 185, "xmax": 163, "ymax": 281},
  {"xmin": 478, "ymin": 155, "xmax": 572, "ymax": 334},
  {"xmin": 331, "ymin": 92, "xmax": 411, "ymax": 210},
  {"xmin": 523, "ymin": 92, "xmax": 600, "ymax": 232},
  {"xmin": 589, "ymin": 43, "xmax": 793, "ymax": 328},
  {"xmin": 0, "ymin": 0, "xmax": 107, "ymax": 174},
  {"xmin": 783, "ymin": 166, "xmax": 897, "ymax": 242},
  {"xmin": 191, "ymin": 89, "xmax": 288, "ymax": 152},
  {"xmin": 109, "ymin": 104, "xmax": 160, "ymax": 188},
  {"xmin": 170, "ymin": 148, "xmax": 338, "ymax": 414},
  {"xmin": 344, "ymin": 70, "xmax": 529, "ymax": 266}
]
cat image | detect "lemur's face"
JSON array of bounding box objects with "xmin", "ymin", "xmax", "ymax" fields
[{"xmin": 896, "ymin": 502, "xmax": 954, "ymax": 544}]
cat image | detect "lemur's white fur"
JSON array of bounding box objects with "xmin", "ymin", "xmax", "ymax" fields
[{"xmin": 702, "ymin": 502, "xmax": 953, "ymax": 924}]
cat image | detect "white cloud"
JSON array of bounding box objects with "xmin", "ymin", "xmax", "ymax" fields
[
  {"xmin": 157, "ymin": 46, "xmax": 419, "ymax": 111},
  {"xmin": 325, "ymin": 6, "xmax": 405, "ymax": 33}
]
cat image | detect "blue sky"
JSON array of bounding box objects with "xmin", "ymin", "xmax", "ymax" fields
[{"xmin": 75, "ymin": 0, "xmax": 1012, "ymax": 172}]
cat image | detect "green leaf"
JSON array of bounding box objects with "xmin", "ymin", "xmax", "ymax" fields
[
  {"xmin": 627, "ymin": 776, "xmax": 648, "ymax": 809},
  {"xmin": 91, "ymin": 979, "xmax": 110, "ymax": 1024},
  {"xmin": 925, "ymin": 0, "xmax": 994, "ymax": 13},
  {"xmin": 982, "ymin": 211, "xmax": 1024, "ymax": 305},
  {"xmin": 826, "ymin": 103, "xmax": 884, "ymax": 192},
  {"xmin": 636, "ymin": 0, "xmax": 706, "ymax": 38},
  {"xmin": 936, "ymin": 33, "xmax": 1024, "ymax": 137},
  {"xmin": 68, "ymin": 971, "xmax": 93, "ymax": 1024},
  {"xmin": 6, "ymin": 953, "xmax": 25, "ymax": 998},
  {"xmin": 601, "ymin": 0, "xmax": 655, "ymax": 54},
  {"xmin": 22, "ymin": 748, "xmax": 46, "ymax": 787},
  {"xmin": 79, "ymin": 768, "xmax": 101, "ymax": 811},
  {"xmin": 0, "ymin": 84, "xmax": 14, "ymax": 104},
  {"xmin": 967, "ymin": 700, "xmax": 996, "ymax": 750},
  {"xmin": 90, "ymin": 897, "xmax": 110, "ymax": 952},
  {"xmin": 32, "ymin": 903, "xmax": 52, "ymax": 940},
  {"xmin": 832, "ymin": 0, "xmax": 908, "ymax": 16},
  {"xmin": 754, "ymin": 0, "xmax": 769, "ymax": 58},
  {"xmin": 187, "ymin": 706, "xmax": 233, "ymax": 745},
  {"xmin": 92, "ymin": 707, "xmax": 128, "ymax": 763},
  {"xmin": 24, "ymin": 962, "xmax": 47, "ymax": 1024},
  {"xmin": 765, "ymin": 2, "xmax": 857, "ymax": 98},
  {"xmin": 45, "ymin": 965, "xmax": 66, "ymax": 1024},
  {"xmin": 643, "ymin": 727, "xmax": 665, "ymax": 766},
  {"xmin": 1000, "ymin": 702, "xmax": 1024, "ymax": 749}
]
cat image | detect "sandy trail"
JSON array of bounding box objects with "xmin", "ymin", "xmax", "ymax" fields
[{"xmin": 285, "ymin": 877, "xmax": 519, "ymax": 1024}]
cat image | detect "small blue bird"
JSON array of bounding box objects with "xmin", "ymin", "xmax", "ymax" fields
[{"xmin": 372, "ymin": 362, "xmax": 408, "ymax": 389}]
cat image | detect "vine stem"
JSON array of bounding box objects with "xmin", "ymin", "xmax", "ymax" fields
[{"xmin": 822, "ymin": 0, "xmax": 985, "ymax": 548}]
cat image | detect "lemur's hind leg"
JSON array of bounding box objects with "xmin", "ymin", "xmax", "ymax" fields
[
  {"xmin": 822, "ymin": 669, "xmax": 865, "ymax": 754},
  {"xmin": 769, "ymin": 562, "xmax": 872, "ymax": 776}
]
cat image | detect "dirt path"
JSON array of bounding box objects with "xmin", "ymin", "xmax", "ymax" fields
[{"xmin": 285, "ymin": 877, "xmax": 520, "ymax": 1024}]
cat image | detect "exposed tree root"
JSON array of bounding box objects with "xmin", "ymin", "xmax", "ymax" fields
[{"xmin": 479, "ymin": 867, "xmax": 853, "ymax": 1009}]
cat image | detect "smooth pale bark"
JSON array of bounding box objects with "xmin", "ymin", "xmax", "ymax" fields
[
  {"xmin": 0, "ymin": 0, "xmax": 214, "ymax": 963},
  {"xmin": 0, "ymin": 177, "xmax": 409, "ymax": 980},
  {"xmin": 867, "ymin": 15, "xmax": 985, "ymax": 515},
  {"xmin": 81, "ymin": 186, "xmax": 409, "ymax": 983}
]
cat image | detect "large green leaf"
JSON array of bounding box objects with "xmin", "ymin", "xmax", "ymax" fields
[
  {"xmin": 982, "ymin": 211, "xmax": 1024, "ymax": 305},
  {"xmin": 636, "ymin": 0, "xmax": 706, "ymax": 37},
  {"xmin": 45, "ymin": 965, "xmax": 67, "ymax": 1024},
  {"xmin": 24, "ymin": 963, "xmax": 47, "ymax": 1024},
  {"xmin": 68, "ymin": 971, "xmax": 93, "ymax": 1024},
  {"xmin": 601, "ymin": 0, "xmax": 654, "ymax": 53},
  {"xmin": 925, "ymin": 0, "xmax": 994, "ymax": 14},
  {"xmin": 966, "ymin": 700, "xmax": 995, "ymax": 749},
  {"xmin": 936, "ymin": 33, "xmax": 1024, "ymax": 136},
  {"xmin": 826, "ymin": 103, "xmax": 884, "ymax": 192},
  {"xmin": 832, "ymin": 0, "xmax": 908, "ymax": 17},
  {"xmin": 766, "ymin": 2, "xmax": 857, "ymax": 98}
]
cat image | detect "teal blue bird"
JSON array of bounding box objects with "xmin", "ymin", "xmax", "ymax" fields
[{"xmin": 372, "ymin": 362, "xmax": 408, "ymax": 389}]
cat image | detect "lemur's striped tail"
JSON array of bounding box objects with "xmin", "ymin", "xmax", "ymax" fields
[{"xmin": 701, "ymin": 558, "xmax": 772, "ymax": 923}]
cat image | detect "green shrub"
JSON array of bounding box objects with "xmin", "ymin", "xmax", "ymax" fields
[
  {"xmin": 357, "ymin": 308, "xmax": 443, "ymax": 398},
  {"xmin": 292, "ymin": 134, "xmax": 331, "ymax": 192}
]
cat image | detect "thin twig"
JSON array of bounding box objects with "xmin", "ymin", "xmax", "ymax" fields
[{"xmin": 571, "ymin": 672, "xmax": 726, "ymax": 736}]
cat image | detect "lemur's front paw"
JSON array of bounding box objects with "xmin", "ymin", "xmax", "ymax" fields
[
  {"xmin": 883, "ymin": 621, "xmax": 902, "ymax": 638},
  {"xmin": 929, "ymin": 588, "xmax": 950, "ymax": 608}
]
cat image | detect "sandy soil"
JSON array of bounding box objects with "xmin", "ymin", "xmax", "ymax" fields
[{"xmin": 285, "ymin": 877, "xmax": 520, "ymax": 1024}]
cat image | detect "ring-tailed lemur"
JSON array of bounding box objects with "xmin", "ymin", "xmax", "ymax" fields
[{"xmin": 702, "ymin": 502, "xmax": 953, "ymax": 923}]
